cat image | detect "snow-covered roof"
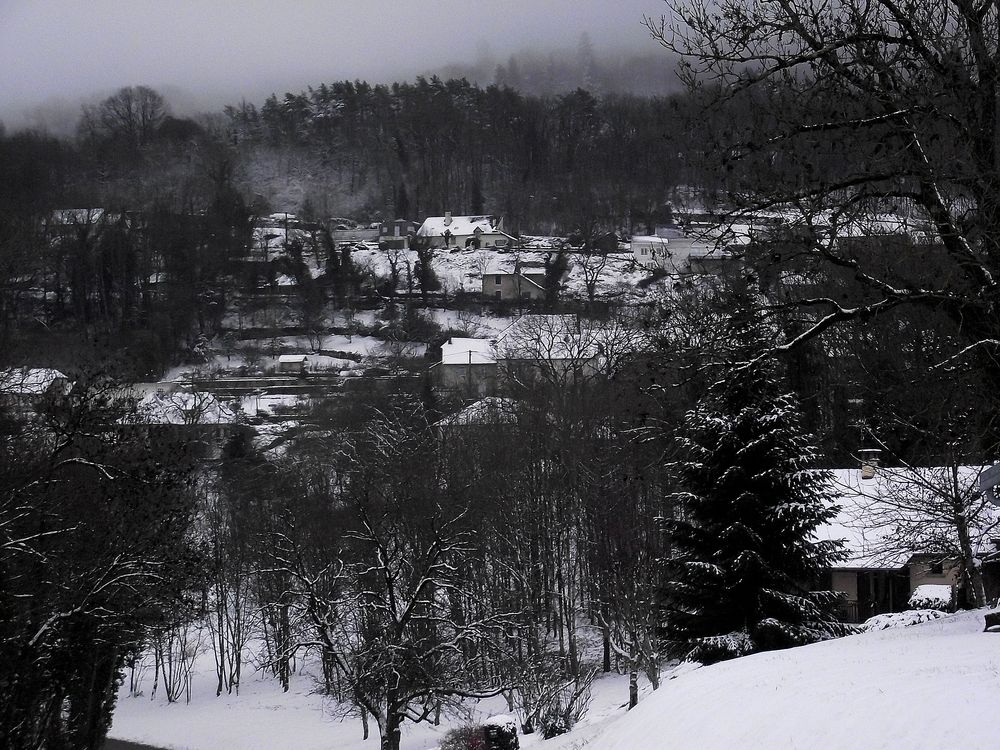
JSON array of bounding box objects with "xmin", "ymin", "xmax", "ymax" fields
[
  {"xmin": 815, "ymin": 467, "xmax": 1000, "ymax": 569},
  {"xmin": 482, "ymin": 260, "xmax": 546, "ymax": 276},
  {"xmin": 494, "ymin": 315, "xmax": 602, "ymax": 361},
  {"xmin": 277, "ymin": 354, "xmax": 308, "ymax": 364},
  {"xmin": 139, "ymin": 391, "xmax": 237, "ymax": 425},
  {"xmin": 417, "ymin": 215, "xmax": 501, "ymax": 238},
  {"xmin": 0, "ymin": 368, "xmax": 70, "ymax": 396},
  {"xmin": 441, "ymin": 337, "xmax": 496, "ymax": 366},
  {"xmin": 435, "ymin": 397, "xmax": 517, "ymax": 427}
]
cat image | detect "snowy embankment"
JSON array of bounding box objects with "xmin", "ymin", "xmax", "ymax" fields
[
  {"xmin": 109, "ymin": 610, "xmax": 1000, "ymax": 750},
  {"xmin": 547, "ymin": 609, "xmax": 1000, "ymax": 750}
]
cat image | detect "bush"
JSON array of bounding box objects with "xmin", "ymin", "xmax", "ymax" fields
[
  {"xmin": 908, "ymin": 584, "xmax": 954, "ymax": 611},
  {"xmin": 438, "ymin": 725, "xmax": 485, "ymax": 750},
  {"xmin": 636, "ymin": 268, "xmax": 668, "ymax": 289},
  {"xmin": 863, "ymin": 610, "xmax": 948, "ymax": 631}
]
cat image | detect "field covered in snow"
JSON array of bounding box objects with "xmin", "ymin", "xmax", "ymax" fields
[{"xmin": 110, "ymin": 609, "xmax": 1000, "ymax": 750}]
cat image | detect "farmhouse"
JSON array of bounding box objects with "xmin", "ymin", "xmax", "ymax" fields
[
  {"xmin": 433, "ymin": 396, "xmax": 517, "ymax": 439},
  {"xmin": 416, "ymin": 212, "xmax": 512, "ymax": 249},
  {"xmin": 481, "ymin": 262, "xmax": 548, "ymax": 301}
]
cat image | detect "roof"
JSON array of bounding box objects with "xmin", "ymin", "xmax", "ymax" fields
[
  {"xmin": 417, "ymin": 215, "xmax": 501, "ymax": 238},
  {"xmin": 278, "ymin": 354, "xmax": 308, "ymax": 363},
  {"xmin": 483, "ymin": 259, "xmax": 547, "ymax": 276},
  {"xmin": 0, "ymin": 368, "xmax": 70, "ymax": 396},
  {"xmin": 494, "ymin": 314, "xmax": 602, "ymax": 361},
  {"xmin": 441, "ymin": 337, "xmax": 496, "ymax": 366},
  {"xmin": 139, "ymin": 391, "xmax": 237, "ymax": 425},
  {"xmin": 815, "ymin": 467, "xmax": 1000, "ymax": 569},
  {"xmin": 435, "ymin": 397, "xmax": 517, "ymax": 427}
]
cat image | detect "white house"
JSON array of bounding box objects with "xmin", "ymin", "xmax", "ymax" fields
[
  {"xmin": 433, "ymin": 337, "xmax": 498, "ymax": 395},
  {"xmin": 416, "ymin": 212, "xmax": 512, "ymax": 249},
  {"xmin": 630, "ymin": 229, "xmax": 719, "ymax": 273}
]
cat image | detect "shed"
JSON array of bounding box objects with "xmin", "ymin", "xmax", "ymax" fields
[{"xmin": 277, "ymin": 354, "xmax": 308, "ymax": 374}]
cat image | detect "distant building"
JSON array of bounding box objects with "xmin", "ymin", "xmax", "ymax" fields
[
  {"xmin": 0, "ymin": 368, "xmax": 71, "ymax": 414},
  {"xmin": 416, "ymin": 212, "xmax": 512, "ymax": 249},
  {"xmin": 493, "ymin": 314, "xmax": 604, "ymax": 388},
  {"xmin": 630, "ymin": 230, "xmax": 721, "ymax": 273},
  {"xmin": 136, "ymin": 388, "xmax": 248, "ymax": 459},
  {"xmin": 433, "ymin": 337, "xmax": 498, "ymax": 395},
  {"xmin": 481, "ymin": 262, "xmax": 548, "ymax": 301},
  {"xmin": 379, "ymin": 219, "xmax": 418, "ymax": 250},
  {"xmin": 277, "ymin": 354, "xmax": 308, "ymax": 374},
  {"xmin": 433, "ymin": 396, "xmax": 517, "ymax": 439}
]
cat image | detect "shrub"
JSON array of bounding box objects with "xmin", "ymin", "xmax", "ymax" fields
[
  {"xmin": 908, "ymin": 584, "xmax": 954, "ymax": 612},
  {"xmin": 438, "ymin": 725, "xmax": 485, "ymax": 750}
]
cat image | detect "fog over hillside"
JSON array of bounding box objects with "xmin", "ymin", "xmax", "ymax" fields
[{"xmin": 0, "ymin": 0, "xmax": 671, "ymax": 133}]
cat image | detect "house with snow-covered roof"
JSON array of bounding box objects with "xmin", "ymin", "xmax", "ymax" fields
[
  {"xmin": 481, "ymin": 259, "xmax": 549, "ymax": 302},
  {"xmin": 631, "ymin": 225, "xmax": 732, "ymax": 274},
  {"xmin": 416, "ymin": 212, "xmax": 512, "ymax": 249},
  {"xmin": 432, "ymin": 396, "xmax": 517, "ymax": 439},
  {"xmin": 493, "ymin": 314, "xmax": 605, "ymax": 389},
  {"xmin": 431, "ymin": 337, "xmax": 498, "ymax": 396},
  {"xmin": 815, "ymin": 467, "xmax": 1000, "ymax": 623},
  {"xmin": 0, "ymin": 368, "xmax": 72, "ymax": 415}
]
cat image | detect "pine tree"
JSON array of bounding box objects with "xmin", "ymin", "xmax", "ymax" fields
[{"xmin": 662, "ymin": 363, "xmax": 849, "ymax": 664}]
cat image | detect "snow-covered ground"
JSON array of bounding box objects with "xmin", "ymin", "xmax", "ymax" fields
[
  {"xmin": 109, "ymin": 609, "xmax": 1000, "ymax": 750},
  {"xmin": 547, "ymin": 609, "xmax": 1000, "ymax": 750},
  {"xmin": 350, "ymin": 244, "xmax": 658, "ymax": 302}
]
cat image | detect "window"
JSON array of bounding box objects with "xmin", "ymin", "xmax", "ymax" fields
[
  {"xmin": 495, "ymin": 275, "xmax": 502, "ymax": 285},
  {"xmin": 494, "ymin": 291, "xmax": 502, "ymax": 299},
  {"xmin": 929, "ymin": 561, "xmax": 944, "ymax": 575}
]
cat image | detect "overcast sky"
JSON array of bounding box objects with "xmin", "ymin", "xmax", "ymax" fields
[{"xmin": 1, "ymin": 0, "xmax": 666, "ymax": 127}]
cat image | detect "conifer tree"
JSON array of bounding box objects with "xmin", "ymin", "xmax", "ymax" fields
[{"xmin": 662, "ymin": 362, "xmax": 849, "ymax": 664}]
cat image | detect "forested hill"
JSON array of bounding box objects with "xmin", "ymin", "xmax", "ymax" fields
[{"xmin": 222, "ymin": 77, "xmax": 711, "ymax": 234}]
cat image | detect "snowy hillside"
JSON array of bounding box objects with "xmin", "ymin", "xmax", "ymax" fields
[
  {"xmin": 109, "ymin": 609, "xmax": 1000, "ymax": 750},
  {"xmin": 547, "ymin": 609, "xmax": 1000, "ymax": 750}
]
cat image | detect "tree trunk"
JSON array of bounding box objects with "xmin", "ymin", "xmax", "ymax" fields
[
  {"xmin": 381, "ymin": 716, "xmax": 401, "ymax": 750},
  {"xmin": 954, "ymin": 505, "xmax": 987, "ymax": 607},
  {"xmin": 602, "ymin": 625, "xmax": 611, "ymax": 673},
  {"xmin": 628, "ymin": 669, "xmax": 638, "ymax": 710}
]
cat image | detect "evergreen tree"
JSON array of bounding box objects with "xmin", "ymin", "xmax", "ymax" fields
[{"xmin": 662, "ymin": 363, "xmax": 849, "ymax": 664}]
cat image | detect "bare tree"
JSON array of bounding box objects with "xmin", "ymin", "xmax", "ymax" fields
[
  {"xmin": 80, "ymin": 85, "xmax": 167, "ymax": 150},
  {"xmin": 646, "ymin": 0, "xmax": 1000, "ymax": 429},
  {"xmin": 270, "ymin": 411, "xmax": 514, "ymax": 750},
  {"xmin": 575, "ymin": 249, "xmax": 609, "ymax": 305},
  {"xmin": 835, "ymin": 458, "xmax": 999, "ymax": 608}
]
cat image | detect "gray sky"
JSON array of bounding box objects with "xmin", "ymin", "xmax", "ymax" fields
[{"xmin": 0, "ymin": 0, "xmax": 666, "ymax": 128}]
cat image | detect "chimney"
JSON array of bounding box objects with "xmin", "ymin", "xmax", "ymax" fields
[
  {"xmin": 859, "ymin": 448, "xmax": 881, "ymax": 480},
  {"xmin": 444, "ymin": 211, "xmax": 452, "ymax": 226}
]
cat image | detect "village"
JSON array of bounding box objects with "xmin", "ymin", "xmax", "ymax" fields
[
  {"xmin": 4, "ymin": 1, "xmax": 1000, "ymax": 748},
  {"xmin": 4, "ymin": 206, "xmax": 995, "ymax": 634}
]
